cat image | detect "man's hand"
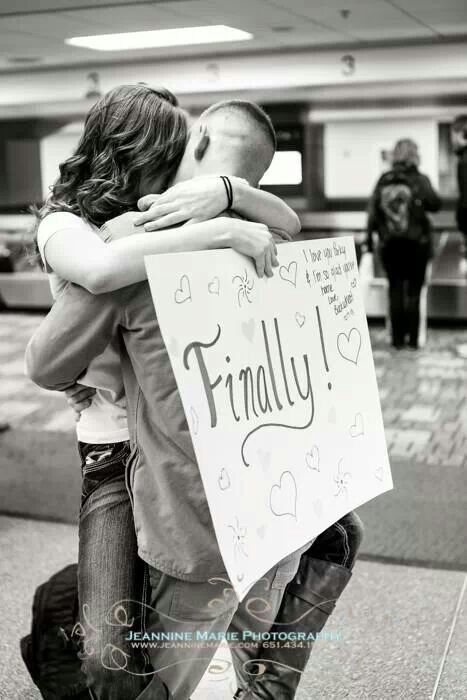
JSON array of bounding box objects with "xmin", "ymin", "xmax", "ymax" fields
[
  {"xmin": 227, "ymin": 219, "xmax": 278, "ymax": 278},
  {"xmin": 135, "ymin": 176, "xmax": 247, "ymax": 231},
  {"xmin": 64, "ymin": 383, "xmax": 96, "ymax": 422}
]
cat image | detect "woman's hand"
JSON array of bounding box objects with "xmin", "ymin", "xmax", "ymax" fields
[
  {"xmin": 64, "ymin": 383, "xmax": 96, "ymax": 422},
  {"xmin": 135, "ymin": 176, "xmax": 238, "ymax": 231},
  {"xmin": 225, "ymin": 219, "xmax": 278, "ymax": 278}
]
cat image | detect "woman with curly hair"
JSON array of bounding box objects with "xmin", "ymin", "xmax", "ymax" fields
[{"xmin": 34, "ymin": 84, "xmax": 300, "ymax": 700}]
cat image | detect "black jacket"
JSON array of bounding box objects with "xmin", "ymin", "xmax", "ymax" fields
[{"xmin": 367, "ymin": 163, "xmax": 441, "ymax": 252}]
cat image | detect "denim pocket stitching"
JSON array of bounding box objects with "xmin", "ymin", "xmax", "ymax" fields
[{"xmin": 81, "ymin": 444, "xmax": 130, "ymax": 476}]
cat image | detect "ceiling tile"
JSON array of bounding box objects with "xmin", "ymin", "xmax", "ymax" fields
[
  {"xmin": 0, "ymin": 0, "xmax": 158, "ymax": 14},
  {"xmin": 0, "ymin": 12, "xmax": 101, "ymax": 39},
  {"xmin": 392, "ymin": 0, "xmax": 467, "ymax": 35},
  {"xmin": 0, "ymin": 0, "xmax": 465, "ymax": 72},
  {"xmin": 60, "ymin": 4, "xmax": 197, "ymax": 34},
  {"xmin": 269, "ymin": 0, "xmax": 435, "ymax": 38}
]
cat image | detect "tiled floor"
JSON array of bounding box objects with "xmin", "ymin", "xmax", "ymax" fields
[
  {"xmin": 1, "ymin": 515, "xmax": 465, "ymax": 700},
  {"xmin": 1, "ymin": 313, "xmax": 467, "ymax": 698},
  {"xmin": 369, "ymin": 325, "xmax": 467, "ymax": 468}
]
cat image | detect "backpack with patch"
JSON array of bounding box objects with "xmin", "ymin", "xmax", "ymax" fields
[
  {"xmin": 374, "ymin": 169, "xmax": 427, "ymax": 243},
  {"xmin": 20, "ymin": 563, "xmax": 89, "ymax": 699}
]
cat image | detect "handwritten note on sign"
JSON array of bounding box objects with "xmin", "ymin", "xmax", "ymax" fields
[{"xmin": 145, "ymin": 236, "xmax": 392, "ymax": 600}]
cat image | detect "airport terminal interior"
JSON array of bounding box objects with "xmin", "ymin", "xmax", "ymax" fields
[{"xmin": 0, "ymin": 1, "xmax": 466, "ymax": 698}]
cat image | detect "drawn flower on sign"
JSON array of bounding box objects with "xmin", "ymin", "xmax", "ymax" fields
[
  {"xmin": 232, "ymin": 269, "xmax": 254, "ymax": 307},
  {"xmin": 229, "ymin": 516, "xmax": 248, "ymax": 558},
  {"xmin": 334, "ymin": 458, "xmax": 351, "ymax": 498}
]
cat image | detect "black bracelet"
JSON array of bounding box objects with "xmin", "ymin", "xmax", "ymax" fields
[
  {"xmin": 225, "ymin": 176, "xmax": 233, "ymax": 209},
  {"xmin": 220, "ymin": 175, "xmax": 233, "ymax": 210}
]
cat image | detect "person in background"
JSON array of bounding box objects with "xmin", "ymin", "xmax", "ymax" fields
[
  {"xmin": 451, "ymin": 114, "xmax": 467, "ymax": 260},
  {"xmin": 366, "ymin": 138, "xmax": 441, "ymax": 349}
]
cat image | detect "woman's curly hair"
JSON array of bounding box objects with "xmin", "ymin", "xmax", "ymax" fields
[{"xmin": 36, "ymin": 84, "xmax": 187, "ymax": 227}]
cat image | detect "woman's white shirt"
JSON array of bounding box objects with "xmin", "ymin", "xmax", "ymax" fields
[{"xmin": 37, "ymin": 212, "xmax": 129, "ymax": 444}]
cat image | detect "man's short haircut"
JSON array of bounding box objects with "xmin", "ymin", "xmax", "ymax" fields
[
  {"xmin": 201, "ymin": 100, "xmax": 277, "ymax": 151},
  {"xmin": 452, "ymin": 115, "xmax": 467, "ymax": 134}
]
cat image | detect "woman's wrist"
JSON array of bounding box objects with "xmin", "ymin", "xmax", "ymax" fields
[{"xmin": 205, "ymin": 216, "xmax": 234, "ymax": 250}]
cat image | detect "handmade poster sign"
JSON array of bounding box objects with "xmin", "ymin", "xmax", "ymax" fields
[{"xmin": 145, "ymin": 236, "xmax": 392, "ymax": 600}]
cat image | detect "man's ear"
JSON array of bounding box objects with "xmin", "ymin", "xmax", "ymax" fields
[{"xmin": 194, "ymin": 124, "xmax": 210, "ymax": 161}]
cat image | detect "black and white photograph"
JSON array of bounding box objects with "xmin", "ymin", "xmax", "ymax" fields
[{"xmin": 0, "ymin": 1, "xmax": 466, "ymax": 699}]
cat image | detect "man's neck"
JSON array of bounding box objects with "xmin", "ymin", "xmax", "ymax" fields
[{"xmin": 172, "ymin": 162, "xmax": 244, "ymax": 186}]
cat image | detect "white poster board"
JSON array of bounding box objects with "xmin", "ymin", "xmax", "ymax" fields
[{"xmin": 145, "ymin": 236, "xmax": 392, "ymax": 600}]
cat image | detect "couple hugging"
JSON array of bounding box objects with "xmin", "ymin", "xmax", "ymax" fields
[{"xmin": 26, "ymin": 84, "xmax": 363, "ymax": 700}]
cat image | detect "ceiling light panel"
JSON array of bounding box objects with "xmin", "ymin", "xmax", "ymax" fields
[{"xmin": 65, "ymin": 25, "xmax": 253, "ymax": 51}]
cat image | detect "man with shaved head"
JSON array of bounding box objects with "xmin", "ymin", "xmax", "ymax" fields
[
  {"xmin": 180, "ymin": 100, "xmax": 277, "ymax": 185},
  {"xmin": 27, "ymin": 100, "xmax": 362, "ymax": 699}
]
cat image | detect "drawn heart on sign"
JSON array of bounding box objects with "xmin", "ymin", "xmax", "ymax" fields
[
  {"xmin": 295, "ymin": 312, "xmax": 306, "ymax": 328},
  {"xmin": 305, "ymin": 445, "xmax": 320, "ymax": 472},
  {"xmin": 241, "ymin": 318, "xmax": 255, "ymax": 343},
  {"xmin": 349, "ymin": 413, "xmax": 364, "ymax": 438},
  {"xmin": 208, "ymin": 276, "xmax": 220, "ymax": 295},
  {"xmin": 174, "ymin": 274, "xmax": 192, "ymax": 304},
  {"xmin": 256, "ymin": 525, "xmax": 266, "ymax": 540},
  {"xmin": 374, "ymin": 466, "xmax": 384, "ymax": 482},
  {"xmin": 279, "ymin": 261, "xmax": 297, "ymax": 287},
  {"xmin": 270, "ymin": 471, "xmax": 297, "ymax": 519},
  {"xmin": 328, "ymin": 406, "xmax": 337, "ymax": 424},
  {"xmin": 190, "ymin": 407, "xmax": 199, "ymax": 435},
  {"xmin": 218, "ymin": 468, "xmax": 231, "ymax": 491},
  {"xmin": 337, "ymin": 328, "xmax": 361, "ymax": 365}
]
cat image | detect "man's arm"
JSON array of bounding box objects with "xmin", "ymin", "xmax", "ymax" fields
[
  {"xmin": 136, "ymin": 177, "xmax": 301, "ymax": 237},
  {"xmin": 25, "ymin": 283, "xmax": 130, "ymax": 391}
]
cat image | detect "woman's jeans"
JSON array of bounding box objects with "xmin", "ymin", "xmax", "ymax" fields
[
  {"xmin": 77, "ymin": 441, "xmax": 154, "ymax": 700},
  {"xmin": 76, "ymin": 441, "xmax": 303, "ymax": 700}
]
